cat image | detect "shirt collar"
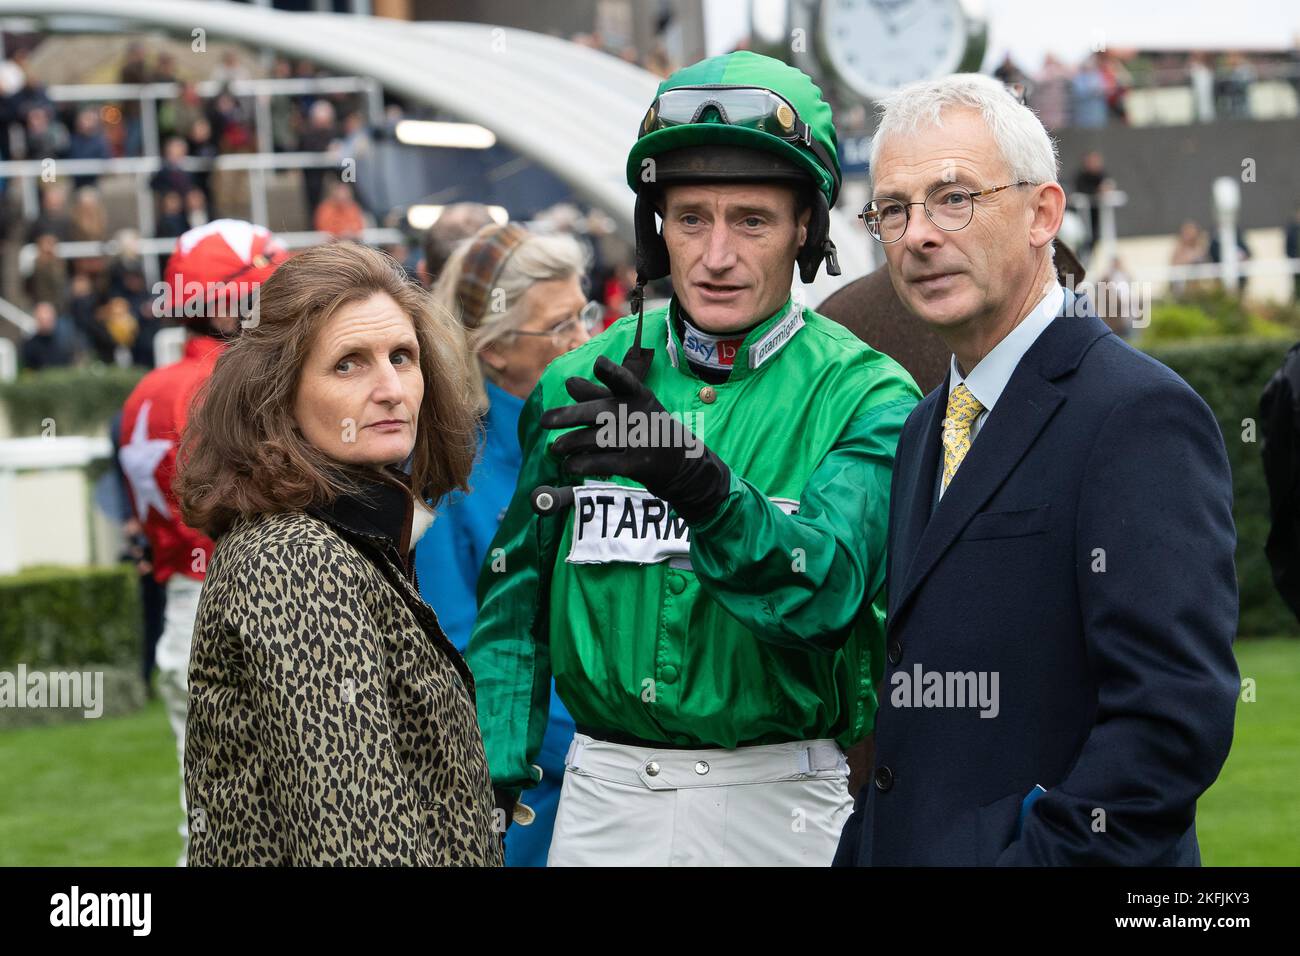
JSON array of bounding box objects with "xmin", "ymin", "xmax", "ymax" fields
[
  {"xmin": 665, "ymin": 288, "xmax": 806, "ymax": 382},
  {"xmin": 949, "ymin": 283, "xmax": 1065, "ymax": 412},
  {"xmin": 306, "ymin": 464, "xmax": 417, "ymax": 570}
]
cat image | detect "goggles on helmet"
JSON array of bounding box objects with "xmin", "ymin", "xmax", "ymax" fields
[{"xmin": 639, "ymin": 85, "xmax": 838, "ymax": 190}]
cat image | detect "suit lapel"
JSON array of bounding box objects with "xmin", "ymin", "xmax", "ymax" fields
[
  {"xmin": 889, "ymin": 297, "xmax": 1111, "ymax": 624},
  {"xmin": 888, "ymin": 381, "xmax": 947, "ymax": 621}
]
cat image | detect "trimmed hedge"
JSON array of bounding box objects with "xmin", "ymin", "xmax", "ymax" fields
[
  {"xmin": 0, "ymin": 564, "xmax": 142, "ymax": 667},
  {"xmin": 0, "ymin": 666, "xmax": 145, "ymax": 729},
  {"xmin": 0, "ymin": 364, "xmax": 143, "ymax": 437},
  {"xmin": 0, "ymin": 565, "xmax": 146, "ymax": 727},
  {"xmin": 1142, "ymin": 338, "xmax": 1300, "ymax": 637},
  {"xmin": 1142, "ymin": 288, "xmax": 1300, "ymax": 346}
]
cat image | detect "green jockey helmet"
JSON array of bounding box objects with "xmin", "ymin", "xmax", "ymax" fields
[{"xmin": 626, "ymin": 51, "xmax": 843, "ymax": 286}]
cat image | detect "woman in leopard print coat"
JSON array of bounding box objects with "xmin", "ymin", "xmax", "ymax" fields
[{"xmin": 176, "ymin": 242, "xmax": 502, "ymax": 866}]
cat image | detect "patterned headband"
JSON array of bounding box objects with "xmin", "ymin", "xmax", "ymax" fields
[{"xmin": 454, "ymin": 222, "xmax": 530, "ymax": 329}]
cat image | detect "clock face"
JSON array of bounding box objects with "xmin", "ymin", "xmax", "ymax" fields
[{"xmin": 820, "ymin": 0, "xmax": 968, "ymax": 101}]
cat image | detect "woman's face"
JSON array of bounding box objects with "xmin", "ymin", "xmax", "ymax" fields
[
  {"xmin": 482, "ymin": 273, "xmax": 591, "ymax": 399},
  {"xmin": 294, "ymin": 292, "xmax": 424, "ymax": 469}
]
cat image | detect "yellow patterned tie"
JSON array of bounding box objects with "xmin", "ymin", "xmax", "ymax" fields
[{"xmin": 941, "ymin": 383, "xmax": 985, "ymax": 492}]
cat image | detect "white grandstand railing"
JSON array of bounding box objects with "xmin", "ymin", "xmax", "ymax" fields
[
  {"xmin": 2, "ymin": 74, "xmax": 386, "ymax": 286},
  {"xmin": 0, "ymin": 296, "xmax": 37, "ymax": 342},
  {"xmin": 1142, "ymin": 258, "xmax": 1300, "ymax": 283},
  {"xmin": 0, "ymin": 150, "xmax": 345, "ymax": 236},
  {"xmin": 0, "ymin": 328, "xmax": 18, "ymax": 380},
  {"xmin": 0, "ymin": 148, "xmax": 387, "ymax": 285},
  {"xmin": 15, "ymin": 226, "xmax": 407, "ymax": 277},
  {"xmin": 41, "ymin": 74, "xmax": 385, "ymax": 164},
  {"xmin": 0, "ymin": 150, "xmax": 348, "ymax": 176},
  {"xmin": 2, "ymin": 227, "xmax": 406, "ymax": 341}
]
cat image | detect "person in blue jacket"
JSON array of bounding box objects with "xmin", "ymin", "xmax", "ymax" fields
[{"xmin": 416, "ymin": 220, "xmax": 598, "ymax": 865}]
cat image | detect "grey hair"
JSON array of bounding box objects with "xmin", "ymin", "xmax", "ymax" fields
[
  {"xmin": 432, "ymin": 228, "xmax": 587, "ymax": 405},
  {"xmin": 869, "ymin": 73, "xmax": 1059, "ymax": 186}
]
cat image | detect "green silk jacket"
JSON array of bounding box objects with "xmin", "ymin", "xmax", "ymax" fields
[{"xmin": 465, "ymin": 294, "xmax": 920, "ymax": 793}]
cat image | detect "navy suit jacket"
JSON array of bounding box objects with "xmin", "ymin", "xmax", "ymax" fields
[{"xmin": 834, "ymin": 295, "xmax": 1240, "ymax": 866}]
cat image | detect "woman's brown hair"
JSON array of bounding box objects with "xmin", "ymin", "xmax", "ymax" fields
[{"xmin": 176, "ymin": 241, "xmax": 478, "ymax": 539}]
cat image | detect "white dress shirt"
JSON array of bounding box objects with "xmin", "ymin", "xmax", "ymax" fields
[{"xmin": 936, "ymin": 283, "xmax": 1066, "ymax": 501}]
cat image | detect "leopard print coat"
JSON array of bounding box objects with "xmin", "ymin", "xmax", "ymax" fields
[{"xmin": 185, "ymin": 471, "xmax": 503, "ymax": 866}]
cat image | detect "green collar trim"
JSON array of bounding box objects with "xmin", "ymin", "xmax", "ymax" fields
[{"xmin": 665, "ymin": 290, "xmax": 806, "ymax": 381}]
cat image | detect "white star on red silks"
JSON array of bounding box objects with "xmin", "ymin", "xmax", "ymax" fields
[{"xmin": 119, "ymin": 399, "xmax": 173, "ymax": 521}]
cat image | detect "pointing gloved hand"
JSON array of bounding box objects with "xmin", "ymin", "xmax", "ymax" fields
[{"xmin": 539, "ymin": 355, "xmax": 732, "ymax": 525}]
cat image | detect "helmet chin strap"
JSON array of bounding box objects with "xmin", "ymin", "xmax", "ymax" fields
[
  {"xmin": 795, "ymin": 190, "xmax": 840, "ymax": 283},
  {"xmin": 622, "ymin": 279, "xmax": 654, "ymax": 383}
]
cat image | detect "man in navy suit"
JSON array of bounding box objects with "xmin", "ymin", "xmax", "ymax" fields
[{"xmin": 833, "ymin": 75, "xmax": 1240, "ymax": 866}]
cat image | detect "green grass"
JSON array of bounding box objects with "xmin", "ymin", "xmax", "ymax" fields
[
  {"xmin": 1198, "ymin": 637, "xmax": 1300, "ymax": 865},
  {"xmin": 0, "ymin": 697, "xmax": 182, "ymax": 866},
  {"xmin": 0, "ymin": 640, "xmax": 1296, "ymax": 866}
]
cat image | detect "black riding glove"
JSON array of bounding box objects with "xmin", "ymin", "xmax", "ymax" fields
[{"xmin": 539, "ymin": 355, "xmax": 732, "ymax": 525}]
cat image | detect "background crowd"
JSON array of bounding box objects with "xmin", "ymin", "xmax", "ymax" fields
[{"xmin": 0, "ymin": 36, "xmax": 652, "ymax": 377}]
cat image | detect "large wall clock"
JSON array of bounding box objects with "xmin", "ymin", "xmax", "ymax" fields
[{"xmin": 818, "ymin": 0, "xmax": 970, "ymax": 100}]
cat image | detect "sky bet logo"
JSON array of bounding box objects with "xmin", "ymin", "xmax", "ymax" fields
[{"xmin": 681, "ymin": 331, "xmax": 742, "ymax": 368}]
